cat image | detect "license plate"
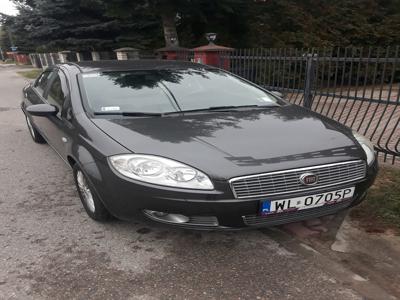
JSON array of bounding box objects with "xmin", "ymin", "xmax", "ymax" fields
[{"xmin": 260, "ymin": 187, "xmax": 355, "ymax": 216}]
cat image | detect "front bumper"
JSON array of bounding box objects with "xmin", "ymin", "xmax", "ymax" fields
[{"xmin": 84, "ymin": 159, "xmax": 378, "ymax": 229}]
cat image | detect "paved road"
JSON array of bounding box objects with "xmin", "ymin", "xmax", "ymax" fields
[{"xmin": 0, "ymin": 65, "xmax": 391, "ymax": 300}]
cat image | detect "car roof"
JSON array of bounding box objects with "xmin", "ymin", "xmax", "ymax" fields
[{"xmin": 70, "ymin": 59, "xmax": 214, "ymax": 73}]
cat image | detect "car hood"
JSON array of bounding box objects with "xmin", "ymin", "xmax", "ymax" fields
[{"xmin": 91, "ymin": 105, "xmax": 363, "ymax": 180}]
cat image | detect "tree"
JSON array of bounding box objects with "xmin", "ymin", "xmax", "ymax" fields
[
  {"xmin": 25, "ymin": 0, "xmax": 119, "ymax": 51},
  {"xmin": 4, "ymin": 0, "xmax": 400, "ymax": 52},
  {"xmin": 246, "ymin": 0, "xmax": 400, "ymax": 48},
  {"xmin": 177, "ymin": 0, "xmax": 251, "ymax": 47},
  {"xmin": 103, "ymin": 0, "xmax": 251, "ymax": 48},
  {"xmin": 103, "ymin": 0, "xmax": 181, "ymax": 47},
  {"xmin": 2, "ymin": 0, "xmax": 162, "ymax": 52},
  {"xmin": 0, "ymin": 24, "xmax": 12, "ymax": 54}
]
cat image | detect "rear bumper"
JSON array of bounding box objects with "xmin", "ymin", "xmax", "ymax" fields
[{"xmin": 84, "ymin": 158, "xmax": 378, "ymax": 229}]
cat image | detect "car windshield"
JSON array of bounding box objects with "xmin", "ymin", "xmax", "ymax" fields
[{"xmin": 79, "ymin": 68, "xmax": 282, "ymax": 115}]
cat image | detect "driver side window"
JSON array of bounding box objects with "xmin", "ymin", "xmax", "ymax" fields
[
  {"xmin": 47, "ymin": 75, "xmax": 65, "ymax": 108},
  {"xmin": 45, "ymin": 73, "xmax": 69, "ymax": 116},
  {"xmin": 35, "ymin": 71, "xmax": 53, "ymax": 96}
]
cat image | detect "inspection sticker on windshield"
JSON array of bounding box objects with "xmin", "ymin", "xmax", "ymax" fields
[
  {"xmin": 82, "ymin": 73, "xmax": 100, "ymax": 78},
  {"xmin": 260, "ymin": 96, "xmax": 273, "ymax": 102},
  {"xmin": 260, "ymin": 187, "xmax": 355, "ymax": 216},
  {"xmin": 100, "ymin": 106, "xmax": 120, "ymax": 112}
]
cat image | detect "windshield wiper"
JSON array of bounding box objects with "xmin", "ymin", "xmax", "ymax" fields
[
  {"xmin": 94, "ymin": 111, "xmax": 163, "ymax": 117},
  {"xmin": 209, "ymin": 105, "xmax": 261, "ymax": 110},
  {"xmin": 165, "ymin": 104, "xmax": 277, "ymax": 115},
  {"xmin": 93, "ymin": 104, "xmax": 278, "ymax": 117}
]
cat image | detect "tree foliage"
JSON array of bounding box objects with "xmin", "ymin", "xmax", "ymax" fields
[
  {"xmin": 1, "ymin": 0, "xmax": 162, "ymax": 52},
  {"xmin": 0, "ymin": 24, "xmax": 12, "ymax": 52},
  {"xmin": 1, "ymin": 0, "xmax": 399, "ymax": 52},
  {"xmin": 247, "ymin": 0, "xmax": 400, "ymax": 48}
]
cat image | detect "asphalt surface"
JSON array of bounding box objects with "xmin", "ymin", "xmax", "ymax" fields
[{"xmin": 0, "ymin": 65, "xmax": 392, "ymax": 300}]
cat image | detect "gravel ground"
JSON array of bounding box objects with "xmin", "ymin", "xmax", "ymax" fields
[{"xmin": 0, "ymin": 65, "xmax": 394, "ymax": 300}]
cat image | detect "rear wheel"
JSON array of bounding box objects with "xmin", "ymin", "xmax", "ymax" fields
[
  {"xmin": 25, "ymin": 115, "xmax": 46, "ymax": 144},
  {"xmin": 73, "ymin": 164, "xmax": 111, "ymax": 221}
]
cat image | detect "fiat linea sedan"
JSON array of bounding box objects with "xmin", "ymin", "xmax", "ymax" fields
[{"xmin": 21, "ymin": 60, "xmax": 378, "ymax": 229}]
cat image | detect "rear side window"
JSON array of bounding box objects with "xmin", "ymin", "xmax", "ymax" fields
[
  {"xmin": 35, "ymin": 71, "xmax": 53, "ymax": 96},
  {"xmin": 46, "ymin": 75, "xmax": 66, "ymax": 109}
]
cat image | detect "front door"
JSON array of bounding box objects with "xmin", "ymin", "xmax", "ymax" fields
[{"xmin": 40, "ymin": 69, "xmax": 72, "ymax": 161}]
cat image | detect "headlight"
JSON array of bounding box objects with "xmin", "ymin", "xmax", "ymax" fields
[
  {"xmin": 352, "ymin": 131, "xmax": 375, "ymax": 165},
  {"xmin": 108, "ymin": 154, "xmax": 214, "ymax": 190}
]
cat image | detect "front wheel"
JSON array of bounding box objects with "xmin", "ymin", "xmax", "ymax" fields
[
  {"xmin": 25, "ymin": 115, "xmax": 46, "ymax": 144},
  {"xmin": 73, "ymin": 164, "xmax": 111, "ymax": 222}
]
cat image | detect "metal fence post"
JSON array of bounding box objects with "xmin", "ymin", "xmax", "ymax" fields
[{"xmin": 303, "ymin": 53, "xmax": 317, "ymax": 108}]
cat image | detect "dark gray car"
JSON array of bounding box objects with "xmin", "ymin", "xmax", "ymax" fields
[{"xmin": 21, "ymin": 60, "xmax": 378, "ymax": 229}]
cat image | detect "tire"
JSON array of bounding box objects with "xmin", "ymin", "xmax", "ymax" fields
[
  {"xmin": 73, "ymin": 164, "xmax": 111, "ymax": 222},
  {"xmin": 25, "ymin": 115, "xmax": 46, "ymax": 144}
]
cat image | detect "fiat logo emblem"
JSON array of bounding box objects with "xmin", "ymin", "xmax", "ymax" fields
[{"xmin": 299, "ymin": 172, "xmax": 319, "ymax": 186}]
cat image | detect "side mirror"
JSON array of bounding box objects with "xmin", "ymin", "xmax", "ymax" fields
[
  {"xmin": 270, "ymin": 91, "xmax": 284, "ymax": 98},
  {"xmin": 26, "ymin": 104, "xmax": 58, "ymax": 117}
]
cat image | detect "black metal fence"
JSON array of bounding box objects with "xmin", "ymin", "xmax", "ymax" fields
[{"xmin": 226, "ymin": 47, "xmax": 400, "ymax": 164}]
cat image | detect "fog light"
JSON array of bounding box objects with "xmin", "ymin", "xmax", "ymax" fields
[{"xmin": 143, "ymin": 210, "xmax": 190, "ymax": 224}]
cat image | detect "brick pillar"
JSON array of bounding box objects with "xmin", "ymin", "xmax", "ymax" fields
[
  {"xmin": 76, "ymin": 52, "xmax": 85, "ymax": 62},
  {"xmin": 114, "ymin": 48, "xmax": 139, "ymax": 60},
  {"xmin": 38, "ymin": 54, "xmax": 45, "ymax": 69},
  {"xmin": 91, "ymin": 51, "xmax": 100, "ymax": 61},
  {"xmin": 58, "ymin": 51, "xmax": 70, "ymax": 63},
  {"xmin": 192, "ymin": 33, "xmax": 233, "ymax": 70},
  {"xmin": 29, "ymin": 54, "xmax": 38, "ymax": 68},
  {"xmin": 156, "ymin": 46, "xmax": 189, "ymax": 60},
  {"xmin": 50, "ymin": 53, "xmax": 56, "ymax": 65}
]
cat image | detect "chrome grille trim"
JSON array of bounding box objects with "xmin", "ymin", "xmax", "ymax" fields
[{"xmin": 229, "ymin": 160, "xmax": 366, "ymax": 199}]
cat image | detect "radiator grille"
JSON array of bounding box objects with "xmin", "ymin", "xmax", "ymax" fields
[{"xmin": 230, "ymin": 160, "xmax": 366, "ymax": 199}]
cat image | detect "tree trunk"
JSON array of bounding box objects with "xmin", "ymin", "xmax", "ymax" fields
[{"xmin": 160, "ymin": 10, "xmax": 179, "ymax": 47}]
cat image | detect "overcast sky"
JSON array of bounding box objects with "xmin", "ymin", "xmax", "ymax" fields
[{"xmin": 0, "ymin": 0, "xmax": 18, "ymax": 16}]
